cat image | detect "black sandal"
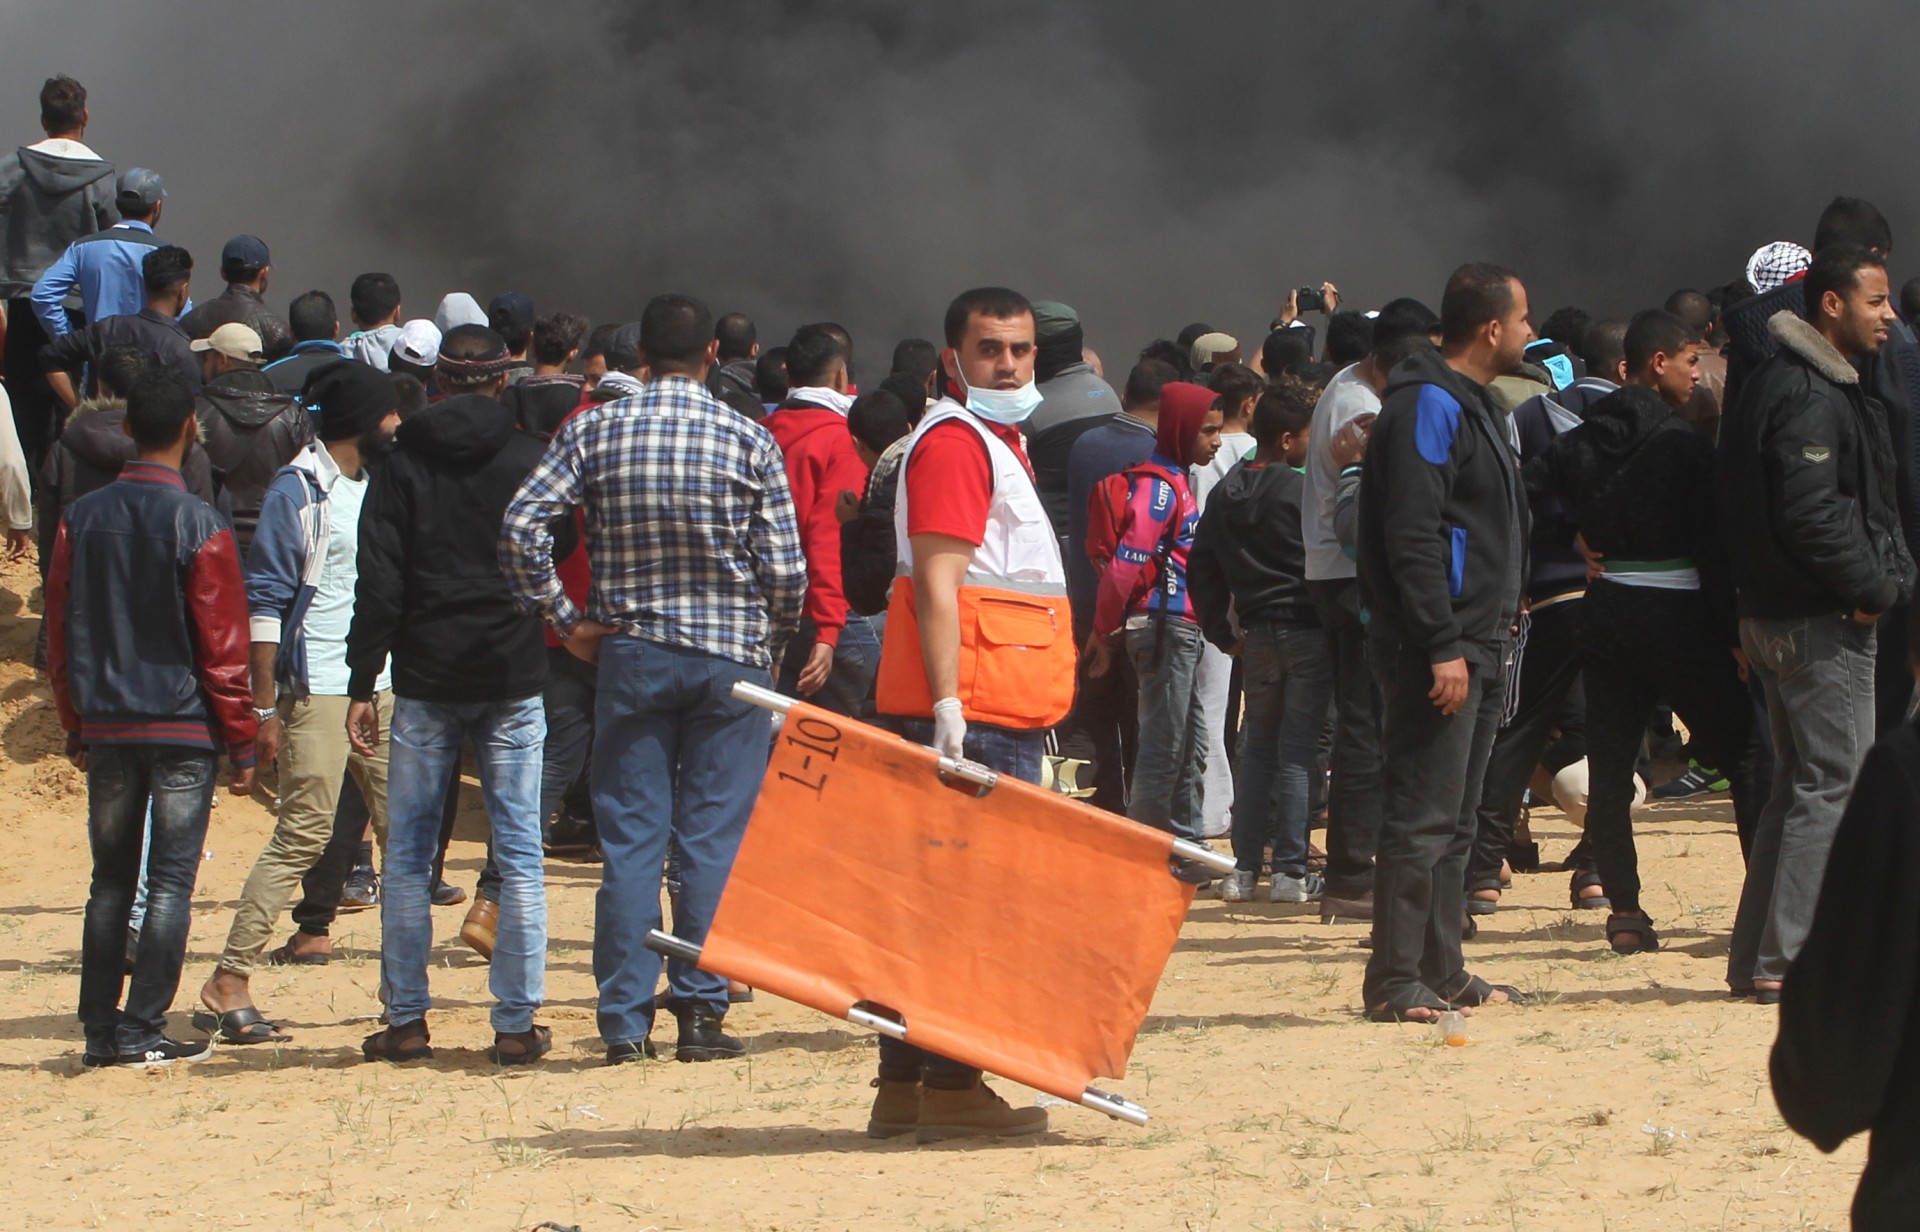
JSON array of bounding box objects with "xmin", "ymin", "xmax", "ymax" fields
[
  {"xmin": 1467, "ymin": 888, "xmax": 1501, "ymax": 917},
  {"xmin": 1605, "ymin": 912, "xmax": 1660, "ymax": 954},
  {"xmin": 1569, "ymin": 870, "xmax": 1612, "ymax": 911},
  {"xmin": 492, "ymin": 1024, "xmax": 552, "ymax": 1066},
  {"xmin": 192, "ymin": 1006, "xmax": 290, "ymax": 1044},
  {"xmin": 1440, "ymin": 974, "xmax": 1532, "ymax": 1008},
  {"xmin": 362, "ymin": 1019, "xmax": 433, "ymax": 1063}
]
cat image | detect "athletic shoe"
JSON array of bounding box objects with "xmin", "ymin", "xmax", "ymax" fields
[
  {"xmin": 82, "ymin": 1050, "xmax": 118, "ymax": 1069},
  {"xmin": 430, "ymin": 880, "xmax": 468, "ymax": 907},
  {"xmin": 1652, "ymin": 761, "xmax": 1729, "ymax": 800},
  {"xmin": 1216, "ymin": 870, "xmax": 1257, "ymax": 902},
  {"xmin": 118, "ymin": 1036, "xmax": 214, "ymax": 1069},
  {"xmin": 1270, "ymin": 871, "xmax": 1325, "ymax": 903},
  {"xmin": 338, "ymin": 868, "xmax": 380, "ymax": 912}
]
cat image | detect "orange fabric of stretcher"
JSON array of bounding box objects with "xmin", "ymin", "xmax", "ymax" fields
[{"xmin": 697, "ymin": 701, "xmax": 1196, "ymax": 1102}]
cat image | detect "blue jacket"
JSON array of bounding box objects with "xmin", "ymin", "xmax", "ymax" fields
[
  {"xmin": 245, "ymin": 441, "xmax": 341, "ymax": 698},
  {"xmin": 30, "ymin": 220, "xmax": 188, "ymax": 337}
]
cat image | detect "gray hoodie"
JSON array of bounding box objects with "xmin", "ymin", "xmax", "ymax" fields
[{"xmin": 0, "ymin": 143, "xmax": 117, "ymax": 297}]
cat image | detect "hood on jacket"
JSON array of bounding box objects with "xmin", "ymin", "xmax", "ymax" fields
[
  {"xmin": 1156, "ymin": 381, "xmax": 1217, "ymax": 465},
  {"xmin": 396, "ymin": 392, "xmax": 517, "ymax": 465},
  {"xmin": 1575, "ymin": 384, "xmax": 1676, "ymax": 459},
  {"xmin": 1383, "ymin": 346, "xmax": 1488, "ymax": 411},
  {"xmin": 201, "ymin": 367, "xmax": 296, "ymax": 428},
  {"xmin": 63, "ymin": 399, "xmax": 135, "ymax": 470},
  {"xmin": 1769, "ymin": 310, "xmax": 1860, "ymax": 386},
  {"xmin": 763, "ymin": 404, "xmax": 847, "ymax": 453},
  {"xmin": 15, "ymin": 145, "xmax": 114, "ymax": 194}
]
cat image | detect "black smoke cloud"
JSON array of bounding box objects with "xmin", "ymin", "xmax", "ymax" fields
[{"xmin": 5, "ymin": 0, "xmax": 1916, "ymax": 361}]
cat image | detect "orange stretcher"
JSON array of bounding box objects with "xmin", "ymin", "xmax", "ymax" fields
[{"xmin": 644, "ymin": 682, "xmax": 1233, "ymax": 1125}]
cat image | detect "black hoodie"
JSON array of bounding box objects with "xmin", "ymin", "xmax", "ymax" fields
[
  {"xmin": 0, "ymin": 144, "xmax": 117, "ymax": 296},
  {"xmin": 1525, "ymin": 383, "xmax": 1737, "ymax": 643},
  {"xmin": 1187, "ymin": 459, "xmax": 1317, "ymax": 651},
  {"xmin": 347, "ymin": 393, "xmax": 562, "ymax": 703},
  {"xmin": 1356, "ymin": 348, "xmax": 1527, "ymax": 667}
]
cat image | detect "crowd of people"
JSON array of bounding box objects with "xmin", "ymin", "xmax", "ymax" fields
[{"xmin": 5, "ymin": 73, "xmax": 1919, "ymax": 1204}]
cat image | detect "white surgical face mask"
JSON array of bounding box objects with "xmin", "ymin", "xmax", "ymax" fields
[{"xmin": 955, "ymin": 364, "xmax": 1043, "ymax": 425}]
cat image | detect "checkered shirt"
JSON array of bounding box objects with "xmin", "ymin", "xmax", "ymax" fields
[{"xmin": 499, "ymin": 374, "xmax": 806, "ymax": 669}]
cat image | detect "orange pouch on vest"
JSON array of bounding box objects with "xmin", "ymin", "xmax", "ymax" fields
[{"xmin": 876, "ymin": 576, "xmax": 1076, "ymax": 728}]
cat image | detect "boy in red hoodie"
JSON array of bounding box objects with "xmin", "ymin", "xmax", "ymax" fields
[
  {"xmin": 1084, "ymin": 382, "xmax": 1223, "ymax": 855},
  {"xmin": 762, "ymin": 323, "xmax": 876, "ymax": 715}
]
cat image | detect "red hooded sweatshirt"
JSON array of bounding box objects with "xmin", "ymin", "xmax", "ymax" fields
[
  {"xmin": 1091, "ymin": 380, "xmax": 1216, "ymax": 636},
  {"xmin": 762, "ymin": 401, "xmax": 871, "ymax": 647}
]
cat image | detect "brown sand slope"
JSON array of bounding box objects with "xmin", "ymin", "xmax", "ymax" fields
[{"xmin": 0, "ymin": 553, "xmax": 1860, "ymax": 1230}]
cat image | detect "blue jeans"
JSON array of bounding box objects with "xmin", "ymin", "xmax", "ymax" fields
[
  {"xmin": 478, "ymin": 646, "xmax": 599, "ymax": 903},
  {"xmin": 382, "ymin": 694, "xmax": 548, "ymax": 1033},
  {"xmin": 1731, "ymin": 614, "xmax": 1877, "ymax": 985},
  {"xmin": 592, "ymin": 637, "xmax": 771, "ymax": 1045},
  {"xmin": 80, "ymin": 744, "xmax": 216, "ymax": 1055},
  {"xmin": 880, "ymin": 715, "xmax": 1044, "ymax": 1085},
  {"xmin": 1126, "ymin": 617, "xmax": 1208, "ymax": 841},
  {"xmin": 776, "ymin": 614, "xmax": 881, "ymax": 720},
  {"xmin": 1231, "ymin": 623, "xmax": 1333, "ymax": 875}
]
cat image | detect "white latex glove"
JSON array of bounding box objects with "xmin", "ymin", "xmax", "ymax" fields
[{"xmin": 932, "ymin": 696, "xmax": 967, "ymax": 760}]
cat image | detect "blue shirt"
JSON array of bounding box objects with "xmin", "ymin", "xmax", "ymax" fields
[{"xmin": 30, "ymin": 221, "xmax": 190, "ymax": 338}]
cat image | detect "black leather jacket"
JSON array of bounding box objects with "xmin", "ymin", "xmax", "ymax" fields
[{"xmin": 195, "ymin": 366, "xmax": 313, "ymax": 553}]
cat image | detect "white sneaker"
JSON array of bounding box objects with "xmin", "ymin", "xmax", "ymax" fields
[
  {"xmin": 1270, "ymin": 872, "xmax": 1325, "ymax": 903},
  {"xmin": 1216, "ymin": 870, "xmax": 1257, "ymax": 902}
]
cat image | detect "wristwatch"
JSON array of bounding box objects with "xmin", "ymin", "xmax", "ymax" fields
[{"xmin": 254, "ymin": 706, "xmax": 279, "ymax": 723}]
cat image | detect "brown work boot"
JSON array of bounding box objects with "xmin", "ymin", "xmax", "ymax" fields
[
  {"xmin": 915, "ymin": 1078, "xmax": 1049, "ymax": 1142},
  {"xmin": 866, "ymin": 1078, "xmax": 921, "ymax": 1139},
  {"xmin": 459, "ymin": 897, "xmax": 497, "ymax": 960}
]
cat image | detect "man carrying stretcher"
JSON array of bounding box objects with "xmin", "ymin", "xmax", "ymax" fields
[{"xmin": 868, "ymin": 286, "xmax": 1080, "ymax": 1140}]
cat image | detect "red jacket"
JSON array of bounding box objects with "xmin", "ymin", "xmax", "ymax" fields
[
  {"xmin": 541, "ymin": 399, "xmax": 597, "ymax": 650},
  {"xmin": 762, "ymin": 403, "xmax": 870, "ymax": 647},
  {"xmin": 47, "ymin": 461, "xmax": 257, "ymax": 763}
]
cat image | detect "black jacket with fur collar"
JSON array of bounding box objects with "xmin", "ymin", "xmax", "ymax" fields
[{"xmin": 1717, "ymin": 312, "xmax": 1914, "ymax": 619}]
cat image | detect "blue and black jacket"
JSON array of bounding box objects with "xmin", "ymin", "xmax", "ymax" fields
[{"xmin": 1356, "ymin": 348, "xmax": 1528, "ymax": 669}]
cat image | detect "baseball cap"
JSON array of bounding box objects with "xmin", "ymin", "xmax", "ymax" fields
[
  {"xmin": 1746, "ymin": 241, "xmax": 1812, "ymax": 294},
  {"xmin": 1189, "ymin": 331, "xmax": 1239, "ymax": 370},
  {"xmin": 1031, "ymin": 300, "xmax": 1080, "ymax": 342},
  {"xmin": 115, "ymin": 167, "xmax": 166, "ymax": 213},
  {"xmin": 487, "ymin": 291, "xmax": 535, "ymax": 333},
  {"xmin": 190, "ymin": 322, "xmax": 265, "ymax": 363},
  {"xmin": 390, "ymin": 319, "xmax": 442, "ymax": 369},
  {"xmin": 220, "ymin": 234, "xmax": 271, "ymax": 270}
]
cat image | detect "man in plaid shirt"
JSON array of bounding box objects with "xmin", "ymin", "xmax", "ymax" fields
[{"xmin": 501, "ymin": 293, "xmax": 804, "ymax": 1065}]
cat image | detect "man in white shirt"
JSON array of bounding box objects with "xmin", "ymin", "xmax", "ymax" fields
[{"xmin": 195, "ymin": 362, "xmax": 401, "ymax": 1043}]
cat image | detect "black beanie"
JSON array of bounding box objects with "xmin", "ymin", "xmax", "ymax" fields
[{"xmin": 304, "ymin": 360, "xmax": 400, "ymax": 441}]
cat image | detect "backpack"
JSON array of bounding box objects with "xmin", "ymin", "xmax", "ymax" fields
[{"xmin": 1085, "ymin": 460, "xmax": 1183, "ymax": 611}]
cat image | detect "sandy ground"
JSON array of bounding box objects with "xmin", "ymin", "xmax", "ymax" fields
[{"xmin": 0, "ymin": 549, "xmax": 1863, "ymax": 1232}]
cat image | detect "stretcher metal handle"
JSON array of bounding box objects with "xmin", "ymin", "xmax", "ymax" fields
[{"xmin": 735, "ymin": 680, "xmax": 1003, "ymax": 792}]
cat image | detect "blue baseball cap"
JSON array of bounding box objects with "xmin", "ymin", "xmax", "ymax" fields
[{"xmin": 220, "ymin": 234, "xmax": 271, "ymax": 270}]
